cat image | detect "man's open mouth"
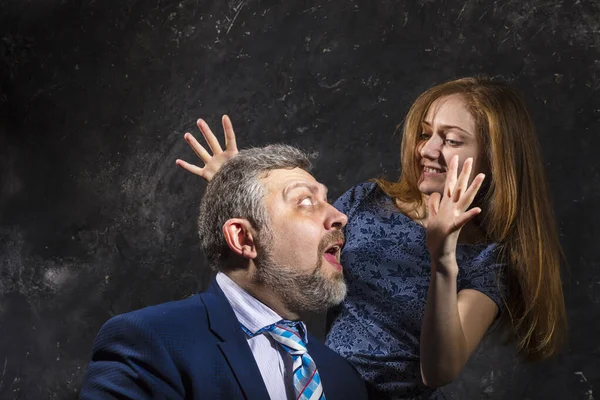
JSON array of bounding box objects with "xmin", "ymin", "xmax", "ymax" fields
[{"xmin": 324, "ymin": 243, "xmax": 342, "ymax": 264}]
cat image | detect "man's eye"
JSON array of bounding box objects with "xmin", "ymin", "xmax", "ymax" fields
[{"xmin": 299, "ymin": 197, "xmax": 314, "ymax": 206}]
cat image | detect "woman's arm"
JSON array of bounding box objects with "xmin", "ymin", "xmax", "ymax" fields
[
  {"xmin": 420, "ymin": 274, "xmax": 498, "ymax": 387},
  {"xmin": 419, "ymin": 156, "xmax": 497, "ymax": 387}
]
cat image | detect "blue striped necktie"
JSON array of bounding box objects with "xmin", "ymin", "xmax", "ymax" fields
[{"xmin": 241, "ymin": 320, "xmax": 326, "ymax": 400}]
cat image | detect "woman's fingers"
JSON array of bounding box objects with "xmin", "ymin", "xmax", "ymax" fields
[
  {"xmin": 430, "ymin": 157, "xmax": 485, "ymax": 234},
  {"xmin": 197, "ymin": 119, "xmax": 223, "ymax": 155},
  {"xmin": 428, "ymin": 192, "xmax": 441, "ymax": 218},
  {"xmin": 445, "ymin": 155, "xmax": 459, "ymax": 198},
  {"xmin": 459, "ymin": 173, "xmax": 485, "ymax": 210},
  {"xmin": 454, "ymin": 207, "xmax": 482, "ymax": 230},
  {"xmin": 222, "ymin": 115, "xmax": 238, "ymax": 152},
  {"xmin": 175, "ymin": 159, "xmax": 205, "ymax": 177},
  {"xmin": 177, "ymin": 116, "xmax": 241, "ymax": 183},
  {"xmin": 453, "ymin": 157, "xmax": 472, "ymax": 202},
  {"xmin": 184, "ymin": 132, "xmax": 212, "ymax": 162}
]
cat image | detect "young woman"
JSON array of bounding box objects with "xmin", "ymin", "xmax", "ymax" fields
[{"xmin": 176, "ymin": 77, "xmax": 567, "ymax": 399}]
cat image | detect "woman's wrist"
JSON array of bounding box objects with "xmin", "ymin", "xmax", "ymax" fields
[{"xmin": 431, "ymin": 256, "xmax": 459, "ymax": 278}]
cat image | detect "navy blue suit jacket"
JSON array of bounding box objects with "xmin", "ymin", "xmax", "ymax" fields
[{"xmin": 80, "ymin": 280, "xmax": 367, "ymax": 399}]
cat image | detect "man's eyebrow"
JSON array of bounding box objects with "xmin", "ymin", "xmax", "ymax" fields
[
  {"xmin": 283, "ymin": 182, "xmax": 328, "ymax": 200},
  {"xmin": 422, "ymin": 121, "xmax": 473, "ymax": 136}
]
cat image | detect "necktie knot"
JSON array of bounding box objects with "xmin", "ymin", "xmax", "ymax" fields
[
  {"xmin": 266, "ymin": 320, "xmax": 308, "ymax": 356},
  {"xmin": 240, "ymin": 319, "xmax": 325, "ymax": 400}
]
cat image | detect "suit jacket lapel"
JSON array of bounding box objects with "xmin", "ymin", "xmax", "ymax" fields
[{"xmin": 203, "ymin": 279, "xmax": 270, "ymax": 400}]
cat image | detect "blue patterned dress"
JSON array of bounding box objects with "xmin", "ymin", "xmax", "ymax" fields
[{"xmin": 325, "ymin": 182, "xmax": 505, "ymax": 399}]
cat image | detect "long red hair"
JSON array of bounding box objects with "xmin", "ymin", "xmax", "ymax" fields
[{"xmin": 376, "ymin": 77, "xmax": 567, "ymax": 361}]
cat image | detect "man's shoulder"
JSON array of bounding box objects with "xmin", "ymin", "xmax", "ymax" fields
[
  {"xmin": 125, "ymin": 293, "xmax": 203, "ymax": 318},
  {"xmin": 81, "ymin": 290, "xmax": 242, "ymax": 399},
  {"xmin": 103, "ymin": 292, "xmax": 215, "ymax": 336}
]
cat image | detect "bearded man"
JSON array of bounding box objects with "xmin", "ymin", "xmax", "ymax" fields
[{"xmin": 80, "ymin": 145, "xmax": 367, "ymax": 400}]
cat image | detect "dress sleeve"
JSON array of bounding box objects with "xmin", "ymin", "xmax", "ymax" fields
[
  {"xmin": 457, "ymin": 243, "xmax": 507, "ymax": 315},
  {"xmin": 333, "ymin": 182, "xmax": 378, "ymax": 221}
]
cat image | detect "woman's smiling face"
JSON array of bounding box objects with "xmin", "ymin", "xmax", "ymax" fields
[{"xmin": 416, "ymin": 94, "xmax": 486, "ymax": 196}]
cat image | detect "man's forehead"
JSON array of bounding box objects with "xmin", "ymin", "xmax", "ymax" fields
[{"xmin": 260, "ymin": 168, "xmax": 327, "ymax": 194}]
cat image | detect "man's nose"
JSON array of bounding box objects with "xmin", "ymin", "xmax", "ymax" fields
[{"xmin": 325, "ymin": 204, "xmax": 348, "ymax": 230}]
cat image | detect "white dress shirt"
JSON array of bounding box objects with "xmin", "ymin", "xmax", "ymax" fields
[{"xmin": 216, "ymin": 272, "xmax": 307, "ymax": 400}]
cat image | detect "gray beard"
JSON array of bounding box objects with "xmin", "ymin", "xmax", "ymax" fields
[{"xmin": 253, "ymin": 234, "xmax": 347, "ymax": 315}]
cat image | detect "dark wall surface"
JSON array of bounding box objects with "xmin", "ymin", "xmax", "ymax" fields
[{"xmin": 1, "ymin": 0, "xmax": 599, "ymax": 399}]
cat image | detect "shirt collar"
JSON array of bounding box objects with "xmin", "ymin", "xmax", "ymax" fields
[{"xmin": 216, "ymin": 272, "xmax": 308, "ymax": 340}]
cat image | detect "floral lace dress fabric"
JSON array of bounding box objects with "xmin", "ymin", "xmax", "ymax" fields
[{"xmin": 325, "ymin": 182, "xmax": 505, "ymax": 399}]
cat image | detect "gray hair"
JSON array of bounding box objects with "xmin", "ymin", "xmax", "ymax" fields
[{"xmin": 197, "ymin": 144, "xmax": 314, "ymax": 270}]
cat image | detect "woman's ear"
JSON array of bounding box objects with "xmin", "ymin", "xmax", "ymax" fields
[{"xmin": 222, "ymin": 219, "xmax": 258, "ymax": 259}]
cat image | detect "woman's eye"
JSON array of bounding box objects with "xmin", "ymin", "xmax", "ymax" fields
[
  {"xmin": 419, "ymin": 132, "xmax": 431, "ymax": 140},
  {"xmin": 299, "ymin": 197, "xmax": 314, "ymax": 206},
  {"xmin": 445, "ymin": 139, "xmax": 463, "ymax": 146}
]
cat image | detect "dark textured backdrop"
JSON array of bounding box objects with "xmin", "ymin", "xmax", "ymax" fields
[{"xmin": 1, "ymin": 0, "xmax": 599, "ymax": 399}]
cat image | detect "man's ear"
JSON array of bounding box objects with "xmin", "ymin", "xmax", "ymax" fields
[{"xmin": 222, "ymin": 218, "xmax": 258, "ymax": 259}]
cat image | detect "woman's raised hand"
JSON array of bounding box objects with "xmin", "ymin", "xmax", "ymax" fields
[
  {"xmin": 425, "ymin": 155, "xmax": 486, "ymax": 273},
  {"xmin": 175, "ymin": 115, "xmax": 239, "ymax": 182}
]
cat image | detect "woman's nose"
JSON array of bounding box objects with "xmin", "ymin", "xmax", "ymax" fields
[{"xmin": 420, "ymin": 136, "xmax": 442, "ymax": 159}]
